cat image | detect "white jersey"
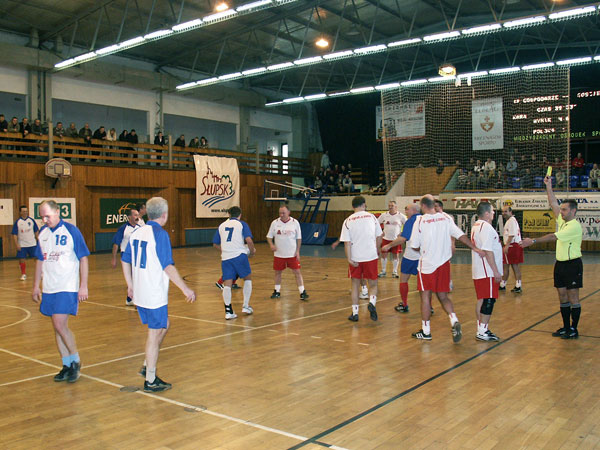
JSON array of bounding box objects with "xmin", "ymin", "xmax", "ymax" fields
[
  {"xmin": 471, "ymin": 220, "xmax": 503, "ymax": 280},
  {"xmin": 137, "ymin": 217, "xmax": 145, "ymax": 226},
  {"xmin": 112, "ymin": 222, "xmax": 140, "ymax": 252},
  {"xmin": 12, "ymin": 217, "xmax": 39, "ymax": 247},
  {"xmin": 340, "ymin": 211, "xmax": 382, "ymax": 262},
  {"xmin": 35, "ymin": 220, "xmax": 90, "ymax": 293},
  {"xmin": 378, "ymin": 212, "xmax": 406, "ymax": 241},
  {"xmin": 266, "ymin": 217, "xmax": 302, "ymax": 258},
  {"xmin": 400, "ymin": 214, "xmax": 421, "ymax": 261},
  {"xmin": 503, "ymin": 215, "xmax": 522, "ymax": 244},
  {"xmin": 213, "ymin": 218, "xmax": 253, "ymax": 261},
  {"xmin": 122, "ymin": 221, "xmax": 174, "ymax": 309},
  {"xmin": 410, "ymin": 212, "xmax": 464, "ymax": 274}
]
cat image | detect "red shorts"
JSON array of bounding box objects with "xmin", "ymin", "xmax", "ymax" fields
[
  {"xmin": 348, "ymin": 259, "xmax": 378, "ymax": 280},
  {"xmin": 503, "ymin": 243, "xmax": 524, "ymax": 265},
  {"xmin": 417, "ymin": 260, "xmax": 451, "ymax": 293},
  {"xmin": 473, "ymin": 277, "xmax": 500, "ymax": 299},
  {"xmin": 381, "ymin": 238, "xmax": 402, "ymax": 255},
  {"xmin": 273, "ymin": 256, "xmax": 301, "ymax": 271}
]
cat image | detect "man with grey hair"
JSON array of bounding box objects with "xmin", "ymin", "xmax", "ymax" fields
[{"xmin": 122, "ymin": 197, "xmax": 196, "ymax": 392}]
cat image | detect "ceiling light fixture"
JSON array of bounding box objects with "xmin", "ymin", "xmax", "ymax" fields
[
  {"xmin": 215, "ymin": 2, "xmax": 229, "ymax": 12},
  {"xmin": 438, "ymin": 63, "xmax": 457, "ymax": 77},
  {"xmin": 315, "ymin": 38, "xmax": 329, "ymax": 48}
]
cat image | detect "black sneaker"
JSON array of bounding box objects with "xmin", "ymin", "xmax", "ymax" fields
[
  {"xmin": 412, "ymin": 329, "xmax": 432, "ymax": 340},
  {"xmin": 215, "ymin": 281, "xmax": 224, "ymax": 290},
  {"xmin": 270, "ymin": 290, "xmax": 281, "ymax": 299},
  {"xmin": 300, "ymin": 291, "xmax": 309, "ymax": 301},
  {"xmin": 368, "ymin": 302, "xmax": 378, "ymax": 321},
  {"xmin": 451, "ymin": 322, "xmax": 462, "ymax": 343},
  {"xmin": 511, "ymin": 286, "xmax": 522, "ymax": 293},
  {"xmin": 348, "ymin": 313, "xmax": 358, "ymax": 322},
  {"xmin": 561, "ymin": 327, "xmax": 579, "ymax": 339},
  {"xmin": 394, "ymin": 304, "xmax": 409, "ymax": 313},
  {"xmin": 499, "ymin": 285, "xmax": 506, "ymax": 291},
  {"xmin": 139, "ymin": 366, "xmax": 146, "ymax": 377},
  {"xmin": 430, "ymin": 307, "xmax": 434, "ymax": 315},
  {"xmin": 552, "ymin": 327, "xmax": 567, "ymax": 337},
  {"xmin": 54, "ymin": 365, "xmax": 70, "ymax": 382},
  {"xmin": 67, "ymin": 361, "xmax": 81, "ymax": 383},
  {"xmin": 232, "ymin": 283, "xmax": 240, "ymax": 289},
  {"xmin": 143, "ymin": 376, "xmax": 172, "ymax": 392}
]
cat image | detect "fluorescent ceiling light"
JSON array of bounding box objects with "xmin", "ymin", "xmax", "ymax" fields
[
  {"xmin": 73, "ymin": 52, "xmax": 96, "ymax": 62},
  {"xmin": 218, "ymin": 72, "xmax": 242, "ymax": 80},
  {"xmin": 423, "ymin": 31, "xmax": 460, "ymax": 42},
  {"xmin": 462, "ymin": 24, "xmax": 502, "ymax": 35},
  {"xmin": 119, "ymin": 36, "xmax": 146, "ymax": 47},
  {"xmin": 266, "ymin": 101, "xmax": 284, "ymax": 106},
  {"xmin": 196, "ymin": 77, "xmax": 219, "ymax": 85},
  {"xmin": 293, "ymin": 56, "xmax": 322, "ymax": 65},
  {"xmin": 556, "ymin": 56, "xmax": 592, "ymax": 65},
  {"xmin": 375, "ymin": 82, "xmax": 400, "ymax": 90},
  {"xmin": 242, "ymin": 67, "xmax": 267, "ymax": 75},
  {"xmin": 401, "ymin": 79, "xmax": 428, "ymax": 86},
  {"xmin": 323, "ymin": 50, "xmax": 354, "ymax": 60},
  {"xmin": 328, "ymin": 91, "xmax": 350, "ymax": 97},
  {"xmin": 457, "ymin": 71, "xmax": 488, "ymax": 78},
  {"xmin": 489, "ymin": 67, "xmax": 520, "ymax": 74},
  {"xmin": 350, "ymin": 86, "xmax": 375, "ymax": 93},
  {"xmin": 595, "ymin": 56, "xmax": 600, "ymax": 61},
  {"xmin": 354, "ymin": 44, "xmax": 387, "ymax": 54},
  {"xmin": 503, "ymin": 16, "xmax": 546, "ymax": 28},
  {"xmin": 96, "ymin": 44, "xmax": 120, "ymax": 55},
  {"xmin": 549, "ymin": 6, "xmax": 596, "ymax": 20},
  {"xmin": 203, "ymin": 10, "xmax": 237, "ymax": 22},
  {"xmin": 177, "ymin": 81, "xmax": 198, "ymax": 90},
  {"xmin": 522, "ymin": 62, "xmax": 554, "ymax": 70},
  {"xmin": 283, "ymin": 97, "xmax": 304, "ymax": 103},
  {"xmin": 172, "ymin": 19, "xmax": 203, "ymax": 31},
  {"xmin": 428, "ymin": 75, "xmax": 455, "ymax": 82},
  {"xmin": 144, "ymin": 29, "xmax": 174, "ymax": 40},
  {"xmin": 236, "ymin": 0, "xmax": 273, "ymax": 11},
  {"xmin": 388, "ymin": 38, "xmax": 421, "ymax": 47},
  {"xmin": 55, "ymin": 58, "xmax": 75, "ymax": 68},
  {"xmin": 267, "ymin": 62, "xmax": 294, "ymax": 70},
  {"xmin": 304, "ymin": 93, "xmax": 327, "ymax": 100}
]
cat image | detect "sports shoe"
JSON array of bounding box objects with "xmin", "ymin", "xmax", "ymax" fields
[
  {"xmin": 215, "ymin": 281, "xmax": 224, "ymax": 290},
  {"xmin": 560, "ymin": 327, "xmax": 578, "ymax": 339},
  {"xmin": 232, "ymin": 283, "xmax": 240, "ymax": 289},
  {"xmin": 359, "ymin": 290, "xmax": 369, "ymax": 299},
  {"xmin": 511, "ymin": 286, "xmax": 522, "ymax": 293},
  {"xmin": 498, "ymin": 285, "xmax": 506, "ymax": 291},
  {"xmin": 139, "ymin": 366, "xmax": 146, "ymax": 377},
  {"xmin": 476, "ymin": 330, "xmax": 499, "ymax": 341},
  {"xmin": 412, "ymin": 329, "xmax": 432, "ymax": 340},
  {"xmin": 378, "ymin": 271, "xmax": 386, "ymax": 278},
  {"xmin": 270, "ymin": 290, "xmax": 281, "ymax": 299},
  {"xmin": 552, "ymin": 327, "xmax": 567, "ymax": 337},
  {"xmin": 394, "ymin": 304, "xmax": 409, "ymax": 313},
  {"xmin": 430, "ymin": 307, "xmax": 434, "ymax": 315},
  {"xmin": 486, "ymin": 330, "xmax": 500, "ymax": 341},
  {"xmin": 392, "ymin": 272, "xmax": 399, "ymax": 278},
  {"xmin": 368, "ymin": 302, "xmax": 378, "ymax": 321},
  {"xmin": 144, "ymin": 376, "xmax": 172, "ymax": 392},
  {"xmin": 225, "ymin": 312, "xmax": 238, "ymax": 320},
  {"xmin": 20, "ymin": 274, "xmax": 27, "ymax": 281},
  {"xmin": 54, "ymin": 365, "xmax": 70, "ymax": 382},
  {"xmin": 451, "ymin": 322, "xmax": 462, "ymax": 343},
  {"xmin": 126, "ymin": 296, "xmax": 134, "ymax": 306},
  {"xmin": 348, "ymin": 314, "xmax": 358, "ymax": 322},
  {"xmin": 242, "ymin": 306, "xmax": 253, "ymax": 315},
  {"xmin": 300, "ymin": 291, "xmax": 309, "ymax": 301},
  {"xmin": 67, "ymin": 361, "xmax": 81, "ymax": 383}
]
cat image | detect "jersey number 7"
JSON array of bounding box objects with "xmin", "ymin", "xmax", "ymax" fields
[{"xmin": 225, "ymin": 227, "xmax": 234, "ymax": 242}]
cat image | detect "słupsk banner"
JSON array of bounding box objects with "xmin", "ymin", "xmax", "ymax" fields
[
  {"xmin": 194, "ymin": 155, "xmax": 240, "ymax": 218},
  {"xmin": 472, "ymin": 97, "xmax": 504, "ymax": 151}
]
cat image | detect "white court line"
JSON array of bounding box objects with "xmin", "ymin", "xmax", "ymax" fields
[
  {"xmin": 0, "ymin": 372, "xmax": 56, "ymax": 387},
  {"xmin": 0, "ymin": 305, "xmax": 32, "ymax": 329},
  {"xmin": 0, "ymin": 346, "xmax": 350, "ymax": 448}
]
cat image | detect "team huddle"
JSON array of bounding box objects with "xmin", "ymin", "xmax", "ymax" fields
[{"xmin": 15, "ymin": 174, "xmax": 583, "ymax": 393}]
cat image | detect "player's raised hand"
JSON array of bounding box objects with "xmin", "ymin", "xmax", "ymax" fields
[{"xmin": 543, "ymin": 175, "xmax": 552, "ymax": 187}]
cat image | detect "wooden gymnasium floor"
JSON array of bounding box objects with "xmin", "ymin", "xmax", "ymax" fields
[{"xmin": 1, "ymin": 244, "xmax": 600, "ymax": 450}]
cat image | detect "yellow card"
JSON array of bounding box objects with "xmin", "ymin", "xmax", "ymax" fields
[{"xmin": 546, "ymin": 166, "xmax": 552, "ymax": 177}]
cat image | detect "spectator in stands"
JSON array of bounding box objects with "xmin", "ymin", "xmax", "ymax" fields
[
  {"xmin": 506, "ymin": 156, "xmax": 517, "ymax": 174},
  {"xmin": 332, "ymin": 164, "xmax": 340, "ymax": 177},
  {"xmin": 31, "ymin": 119, "xmax": 43, "ymax": 136},
  {"xmin": 436, "ymin": 159, "xmax": 444, "ymax": 175},
  {"xmin": 7, "ymin": 116, "xmax": 19, "ymax": 133},
  {"xmin": 128, "ymin": 129, "xmax": 139, "ymax": 145},
  {"xmin": 484, "ymin": 157, "xmax": 496, "ymax": 174},
  {"xmin": 314, "ymin": 176, "xmax": 323, "ymax": 191},
  {"xmin": 487, "ymin": 169, "xmax": 498, "ymax": 188},
  {"xmin": 519, "ymin": 155, "xmax": 527, "ymax": 175},
  {"xmin": 496, "ymin": 170, "xmax": 507, "ymax": 189},
  {"xmin": 106, "ymin": 128, "xmax": 117, "ymax": 142},
  {"xmin": 476, "ymin": 171, "xmax": 487, "ymax": 190},
  {"xmin": 79, "ymin": 123, "xmax": 92, "ymax": 145},
  {"xmin": 589, "ymin": 163, "xmax": 600, "ymax": 189},
  {"xmin": 200, "ymin": 136, "xmax": 208, "ymax": 148},
  {"xmin": 556, "ymin": 168, "xmax": 566, "ymax": 189},
  {"xmin": 347, "ymin": 163, "xmax": 353, "ymax": 175},
  {"xmin": 342, "ymin": 174, "xmax": 354, "ymax": 193},
  {"xmin": 325, "ymin": 175, "xmax": 336, "ymax": 193},
  {"xmin": 174, "ymin": 134, "xmax": 186, "ymax": 147},
  {"xmin": 320, "ymin": 150, "xmax": 330, "ymax": 171},
  {"xmin": 189, "ymin": 136, "xmax": 200, "ymax": 148},
  {"xmin": 572, "ymin": 152, "xmax": 584, "ymax": 176},
  {"xmin": 553, "ymin": 156, "xmax": 565, "ymax": 170},
  {"xmin": 53, "ymin": 122, "xmax": 66, "ymax": 137},
  {"xmin": 154, "ymin": 131, "xmax": 166, "ymax": 146},
  {"xmin": 521, "ymin": 168, "xmax": 533, "ymax": 189},
  {"xmin": 119, "ymin": 129, "xmax": 129, "ymax": 141},
  {"xmin": 93, "ymin": 126, "xmax": 106, "ymax": 141},
  {"xmin": 0, "ymin": 114, "xmax": 8, "ymax": 132},
  {"xmin": 340, "ymin": 165, "xmax": 348, "ymax": 176},
  {"xmin": 66, "ymin": 122, "xmax": 78, "ymax": 138},
  {"xmin": 468, "ymin": 157, "xmax": 475, "ymax": 170},
  {"xmin": 457, "ymin": 169, "xmax": 467, "ymax": 189},
  {"xmin": 474, "ymin": 159, "xmax": 484, "ymax": 174},
  {"xmin": 529, "ymin": 154, "xmax": 539, "ymax": 175},
  {"xmin": 335, "ymin": 173, "xmax": 344, "ymax": 192},
  {"xmin": 497, "ymin": 160, "xmax": 505, "ymax": 173},
  {"xmin": 20, "ymin": 117, "xmax": 31, "ymax": 139}
]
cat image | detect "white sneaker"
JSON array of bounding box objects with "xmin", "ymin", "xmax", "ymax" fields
[
  {"xmin": 225, "ymin": 312, "xmax": 238, "ymax": 320},
  {"xmin": 20, "ymin": 274, "xmax": 27, "ymax": 281},
  {"xmin": 242, "ymin": 306, "xmax": 253, "ymax": 315},
  {"xmin": 359, "ymin": 290, "xmax": 369, "ymax": 299},
  {"xmin": 392, "ymin": 272, "xmax": 399, "ymax": 278},
  {"xmin": 378, "ymin": 271, "xmax": 386, "ymax": 278}
]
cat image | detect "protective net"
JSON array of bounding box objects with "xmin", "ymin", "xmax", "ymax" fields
[{"xmin": 380, "ymin": 67, "xmax": 573, "ymax": 195}]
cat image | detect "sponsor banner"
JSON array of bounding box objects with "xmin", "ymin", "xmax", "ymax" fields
[
  {"xmin": 472, "ymin": 97, "xmax": 504, "ymax": 150},
  {"xmin": 99, "ymin": 198, "xmax": 145, "ymax": 229},
  {"xmin": 376, "ymin": 101, "xmax": 426, "ymax": 140},
  {"xmin": 575, "ymin": 211, "xmax": 600, "ymax": 241},
  {"xmin": 0, "ymin": 199, "xmax": 14, "ymax": 225},
  {"xmin": 194, "ymin": 155, "xmax": 240, "ymax": 218},
  {"xmin": 29, "ymin": 197, "xmax": 76, "ymax": 228},
  {"xmin": 503, "ymin": 194, "xmax": 600, "ymax": 211},
  {"xmin": 523, "ymin": 211, "xmax": 556, "ymax": 233}
]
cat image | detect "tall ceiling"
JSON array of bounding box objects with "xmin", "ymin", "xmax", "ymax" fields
[{"xmin": 1, "ymin": 0, "xmax": 599, "ymax": 102}]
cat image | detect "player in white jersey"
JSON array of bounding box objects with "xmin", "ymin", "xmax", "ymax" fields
[
  {"xmin": 409, "ymin": 195, "xmax": 484, "ymax": 342},
  {"xmin": 266, "ymin": 204, "xmax": 309, "ymax": 300},
  {"xmin": 340, "ymin": 196, "xmax": 382, "ymax": 322},
  {"xmin": 121, "ymin": 197, "xmax": 195, "ymax": 392},
  {"xmin": 331, "ymin": 238, "xmax": 369, "ymax": 299},
  {"xmin": 137, "ymin": 202, "xmax": 146, "ymax": 226},
  {"xmin": 471, "ymin": 202, "xmax": 503, "ymax": 341},
  {"xmin": 434, "ymin": 199, "xmax": 455, "ymax": 294},
  {"xmin": 32, "ymin": 200, "xmax": 89, "ymax": 384},
  {"xmin": 377, "ymin": 201, "xmax": 406, "ymax": 278},
  {"xmin": 111, "ymin": 207, "xmax": 140, "ymax": 305},
  {"xmin": 500, "ymin": 206, "xmax": 523, "ymax": 293},
  {"xmin": 12, "ymin": 205, "xmax": 39, "ymax": 280},
  {"xmin": 213, "ymin": 206, "xmax": 256, "ymax": 319}
]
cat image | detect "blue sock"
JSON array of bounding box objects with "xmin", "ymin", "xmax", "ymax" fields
[
  {"xmin": 62, "ymin": 356, "xmax": 70, "ymax": 366},
  {"xmin": 71, "ymin": 353, "xmax": 80, "ymax": 364}
]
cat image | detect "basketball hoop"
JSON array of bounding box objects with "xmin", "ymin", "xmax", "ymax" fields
[{"xmin": 45, "ymin": 158, "xmax": 72, "ymax": 188}]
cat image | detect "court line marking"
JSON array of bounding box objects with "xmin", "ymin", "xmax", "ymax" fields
[
  {"xmin": 0, "ymin": 346, "xmax": 348, "ymax": 449},
  {"xmin": 286, "ymin": 287, "xmax": 600, "ymax": 450},
  {"xmin": 0, "ymin": 305, "xmax": 32, "ymax": 330}
]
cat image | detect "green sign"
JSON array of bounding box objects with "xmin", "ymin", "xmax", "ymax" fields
[
  {"xmin": 33, "ymin": 202, "xmax": 72, "ymax": 220},
  {"xmin": 100, "ymin": 198, "xmax": 145, "ymax": 229}
]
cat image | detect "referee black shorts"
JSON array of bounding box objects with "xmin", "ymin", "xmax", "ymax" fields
[{"xmin": 554, "ymin": 258, "xmax": 583, "ymax": 290}]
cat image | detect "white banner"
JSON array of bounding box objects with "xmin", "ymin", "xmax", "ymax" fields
[
  {"xmin": 29, "ymin": 197, "xmax": 77, "ymax": 228},
  {"xmin": 575, "ymin": 211, "xmax": 600, "ymax": 241},
  {"xmin": 0, "ymin": 199, "xmax": 14, "ymax": 225},
  {"xmin": 472, "ymin": 97, "xmax": 504, "ymax": 150},
  {"xmin": 194, "ymin": 155, "xmax": 240, "ymax": 218},
  {"xmin": 376, "ymin": 101, "xmax": 426, "ymax": 140}
]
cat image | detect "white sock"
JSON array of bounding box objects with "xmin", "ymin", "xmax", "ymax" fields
[
  {"xmin": 298, "ymin": 285, "xmax": 304, "ymax": 293},
  {"xmin": 392, "ymin": 258, "xmax": 399, "ymax": 273},
  {"xmin": 500, "ymin": 280, "xmax": 506, "ymax": 288},
  {"xmin": 369, "ymin": 295, "xmax": 377, "ymax": 306},
  {"xmin": 352, "ymin": 304, "xmax": 359, "ymax": 315},
  {"xmin": 516, "ymin": 279, "xmax": 522, "ymax": 288},
  {"xmin": 479, "ymin": 322, "xmax": 488, "ymax": 334},
  {"xmin": 223, "ymin": 286, "xmax": 232, "ymax": 306},
  {"xmin": 422, "ymin": 320, "xmax": 431, "ymax": 335},
  {"xmin": 275, "ymin": 284, "xmax": 281, "ymax": 292},
  {"xmin": 361, "ymin": 285, "xmax": 368, "ymax": 295},
  {"xmin": 448, "ymin": 312, "xmax": 459, "ymax": 326},
  {"xmin": 146, "ymin": 367, "xmax": 156, "ymax": 383},
  {"xmin": 243, "ymin": 280, "xmax": 252, "ymax": 307},
  {"xmin": 380, "ymin": 257, "xmax": 387, "ymax": 272}
]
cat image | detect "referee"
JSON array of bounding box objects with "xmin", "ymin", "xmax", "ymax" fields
[{"xmin": 521, "ymin": 176, "xmax": 583, "ymax": 339}]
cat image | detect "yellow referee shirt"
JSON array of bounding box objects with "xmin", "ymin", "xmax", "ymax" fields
[{"xmin": 554, "ymin": 215, "xmax": 582, "ymax": 261}]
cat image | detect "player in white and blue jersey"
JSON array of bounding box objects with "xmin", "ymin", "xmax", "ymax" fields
[
  {"xmin": 11, "ymin": 205, "xmax": 39, "ymax": 280},
  {"xmin": 213, "ymin": 206, "xmax": 256, "ymax": 320},
  {"xmin": 111, "ymin": 207, "xmax": 140, "ymax": 305},
  {"xmin": 32, "ymin": 200, "xmax": 89, "ymax": 384},
  {"xmin": 121, "ymin": 197, "xmax": 195, "ymax": 393}
]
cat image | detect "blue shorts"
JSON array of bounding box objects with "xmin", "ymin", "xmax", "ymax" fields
[
  {"xmin": 40, "ymin": 292, "xmax": 79, "ymax": 317},
  {"xmin": 138, "ymin": 305, "xmax": 169, "ymax": 329},
  {"xmin": 222, "ymin": 254, "xmax": 251, "ymax": 281},
  {"xmin": 17, "ymin": 246, "xmax": 37, "ymax": 259},
  {"xmin": 401, "ymin": 257, "xmax": 419, "ymax": 276}
]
